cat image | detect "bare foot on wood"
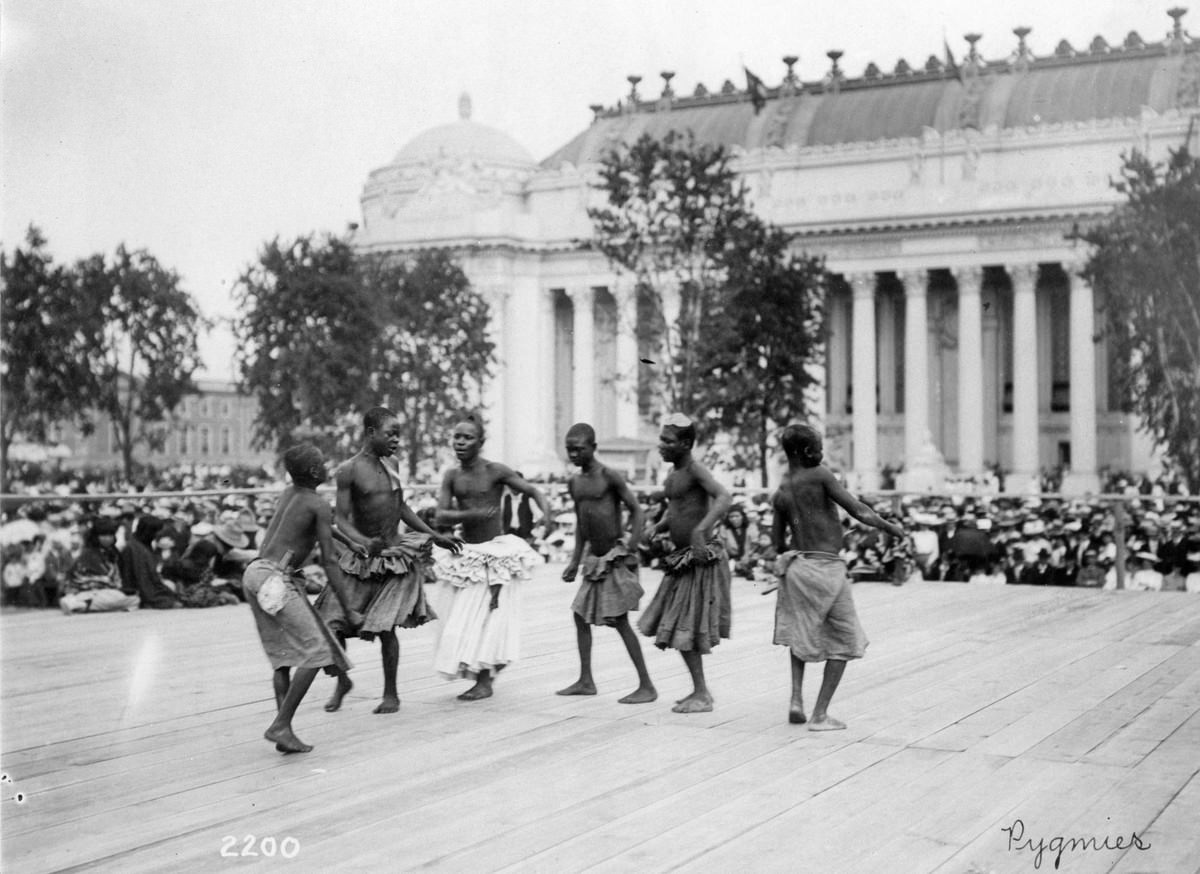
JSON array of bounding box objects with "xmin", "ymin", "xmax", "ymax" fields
[
  {"xmin": 671, "ymin": 692, "xmax": 713, "ymax": 714},
  {"xmin": 807, "ymin": 716, "xmax": 847, "ymax": 731},
  {"xmin": 789, "ymin": 704, "xmax": 807, "ymax": 724},
  {"xmin": 265, "ymin": 726, "xmax": 312, "ymax": 754},
  {"xmin": 556, "ymin": 680, "xmax": 597, "ymax": 696},
  {"xmin": 619, "ymin": 685, "xmax": 658, "ymax": 704},
  {"xmin": 373, "ymin": 695, "xmax": 400, "ymax": 714},
  {"xmin": 457, "ymin": 683, "xmax": 493, "ymax": 701},
  {"xmin": 324, "ymin": 675, "xmax": 353, "ymax": 712}
]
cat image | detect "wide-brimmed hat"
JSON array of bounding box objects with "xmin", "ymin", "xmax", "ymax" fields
[{"xmin": 212, "ymin": 521, "xmax": 249, "ymax": 549}]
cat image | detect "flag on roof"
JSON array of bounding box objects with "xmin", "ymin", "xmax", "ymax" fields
[
  {"xmin": 943, "ymin": 39, "xmax": 963, "ymax": 84},
  {"xmin": 744, "ymin": 67, "xmax": 768, "ymax": 114}
]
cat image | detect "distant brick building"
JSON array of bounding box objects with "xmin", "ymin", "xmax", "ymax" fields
[{"xmin": 49, "ymin": 378, "xmax": 273, "ymax": 472}]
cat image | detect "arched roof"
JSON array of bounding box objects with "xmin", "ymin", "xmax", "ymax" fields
[
  {"xmin": 390, "ymin": 93, "xmax": 535, "ymax": 168},
  {"xmin": 543, "ymin": 39, "xmax": 1199, "ymax": 168}
]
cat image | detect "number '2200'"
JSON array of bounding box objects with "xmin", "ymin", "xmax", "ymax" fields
[{"xmin": 220, "ymin": 835, "xmax": 300, "ymax": 858}]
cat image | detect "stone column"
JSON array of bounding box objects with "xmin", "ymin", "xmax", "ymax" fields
[
  {"xmin": 1062, "ymin": 264, "xmax": 1100, "ymax": 495},
  {"xmin": 900, "ymin": 269, "xmax": 929, "ymax": 463},
  {"xmin": 1007, "ymin": 263, "xmax": 1040, "ymax": 492},
  {"xmin": 482, "ymin": 285, "xmax": 511, "ymax": 462},
  {"xmin": 954, "ymin": 266, "xmax": 985, "ymax": 476},
  {"xmin": 849, "ymin": 272, "xmax": 879, "ymax": 490},
  {"xmin": 567, "ymin": 286, "xmax": 596, "ymax": 428},
  {"xmin": 613, "ymin": 283, "xmax": 641, "ymax": 438}
]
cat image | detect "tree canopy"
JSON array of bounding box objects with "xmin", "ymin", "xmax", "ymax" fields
[
  {"xmin": 1074, "ymin": 146, "xmax": 1200, "ymax": 491},
  {"xmin": 1, "ymin": 227, "xmax": 102, "ymax": 486},
  {"xmin": 588, "ymin": 131, "xmax": 828, "ymax": 483},
  {"xmin": 75, "ymin": 245, "xmax": 209, "ymax": 479},
  {"xmin": 233, "ymin": 236, "xmax": 494, "ymax": 470}
]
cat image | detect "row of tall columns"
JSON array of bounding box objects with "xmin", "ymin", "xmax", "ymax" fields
[
  {"xmin": 613, "ymin": 285, "xmax": 641, "ymax": 437},
  {"xmin": 1008, "ymin": 264, "xmax": 1040, "ymax": 491},
  {"xmin": 848, "ymin": 273, "xmax": 879, "ymax": 490},
  {"xmin": 566, "ymin": 286, "xmax": 596, "ymax": 427},
  {"xmin": 844, "ymin": 263, "xmax": 1100, "ymax": 494},
  {"xmin": 566, "ymin": 284, "xmax": 640, "ymax": 439},
  {"xmin": 900, "ymin": 270, "xmax": 929, "ymax": 462},
  {"xmin": 1063, "ymin": 268, "xmax": 1100, "ymax": 493},
  {"xmin": 955, "ymin": 266, "xmax": 985, "ymax": 475}
]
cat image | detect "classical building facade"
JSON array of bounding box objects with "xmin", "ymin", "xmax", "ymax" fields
[{"xmin": 355, "ymin": 13, "xmax": 1199, "ymax": 491}]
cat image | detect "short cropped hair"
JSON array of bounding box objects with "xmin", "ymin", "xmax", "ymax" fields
[
  {"xmin": 363, "ymin": 406, "xmax": 396, "ymax": 433},
  {"xmin": 283, "ymin": 443, "xmax": 325, "ymax": 484},
  {"xmin": 661, "ymin": 413, "xmax": 696, "ymax": 447},
  {"xmin": 457, "ymin": 410, "xmax": 486, "ymax": 440},
  {"xmin": 566, "ymin": 422, "xmax": 596, "ymax": 444},
  {"xmin": 781, "ymin": 423, "xmax": 823, "ymax": 466}
]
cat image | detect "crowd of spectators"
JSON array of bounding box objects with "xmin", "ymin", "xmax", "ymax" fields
[{"xmin": 3, "ymin": 466, "xmax": 1198, "ymax": 614}]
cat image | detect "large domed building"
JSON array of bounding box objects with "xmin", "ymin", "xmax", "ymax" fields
[{"xmin": 355, "ymin": 11, "xmax": 1200, "ymax": 490}]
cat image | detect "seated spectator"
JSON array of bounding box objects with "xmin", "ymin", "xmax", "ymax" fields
[
  {"xmin": 1128, "ymin": 552, "xmax": 1164, "ymax": 592},
  {"xmin": 1018, "ymin": 549, "xmax": 1057, "ymax": 586},
  {"xmin": 59, "ymin": 517, "xmax": 140, "ymax": 614},
  {"xmin": 968, "ymin": 560, "xmax": 1007, "ymax": 585},
  {"xmin": 908, "ymin": 514, "xmax": 941, "ymax": 580},
  {"xmin": 119, "ymin": 516, "xmax": 180, "ymax": 609},
  {"xmin": 1074, "ymin": 550, "xmax": 1107, "ymax": 588},
  {"xmin": 161, "ymin": 520, "xmax": 247, "ymax": 607},
  {"xmin": 1185, "ymin": 548, "xmax": 1200, "ymax": 594},
  {"xmin": 718, "ymin": 505, "xmax": 755, "ymax": 574},
  {"xmin": 738, "ymin": 530, "xmax": 778, "ymax": 580}
]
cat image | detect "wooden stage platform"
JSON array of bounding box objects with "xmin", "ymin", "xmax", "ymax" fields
[{"xmin": 3, "ymin": 565, "xmax": 1199, "ymax": 873}]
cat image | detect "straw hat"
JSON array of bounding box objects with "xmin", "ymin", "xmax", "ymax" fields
[{"xmin": 212, "ymin": 520, "xmax": 250, "ymax": 549}]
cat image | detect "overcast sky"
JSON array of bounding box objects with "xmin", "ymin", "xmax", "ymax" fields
[{"xmin": 1, "ymin": 0, "xmax": 1170, "ymax": 379}]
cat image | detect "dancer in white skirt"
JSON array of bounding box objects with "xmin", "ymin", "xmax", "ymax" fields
[{"xmin": 433, "ymin": 413, "xmax": 551, "ymax": 700}]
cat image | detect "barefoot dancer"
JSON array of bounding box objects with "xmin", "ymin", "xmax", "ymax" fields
[
  {"xmin": 636, "ymin": 414, "xmax": 732, "ymax": 714},
  {"xmin": 770, "ymin": 423, "xmax": 905, "ymax": 730},
  {"xmin": 316, "ymin": 406, "xmax": 461, "ymax": 714},
  {"xmin": 557, "ymin": 423, "xmax": 656, "ymax": 704},
  {"xmin": 244, "ymin": 444, "xmax": 358, "ymax": 754},
  {"xmin": 433, "ymin": 412, "xmax": 550, "ymax": 700}
]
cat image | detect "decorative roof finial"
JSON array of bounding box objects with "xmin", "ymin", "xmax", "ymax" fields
[
  {"xmin": 782, "ymin": 55, "xmax": 800, "ymax": 95},
  {"xmin": 1013, "ymin": 26, "xmax": 1033, "ymax": 73},
  {"xmin": 1167, "ymin": 7, "xmax": 1188, "ymax": 53},
  {"xmin": 627, "ymin": 74, "xmax": 642, "ymax": 105},
  {"xmin": 660, "ymin": 71, "xmax": 675, "ymax": 98},
  {"xmin": 458, "ymin": 92, "xmax": 472, "ymax": 121},
  {"xmin": 589, "ymin": 103, "xmax": 605, "ymax": 123},
  {"xmin": 826, "ymin": 50, "xmax": 843, "ymax": 93}
]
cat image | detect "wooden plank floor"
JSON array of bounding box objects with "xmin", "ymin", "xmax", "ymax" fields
[{"xmin": 3, "ymin": 566, "xmax": 1199, "ymax": 873}]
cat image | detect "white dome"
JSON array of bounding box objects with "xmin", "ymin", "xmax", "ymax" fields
[{"xmin": 391, "ymin": 94, "xmax": 534, "ymax": 167}]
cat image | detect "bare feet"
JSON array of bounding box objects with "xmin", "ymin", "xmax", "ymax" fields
[
  {"xmin": 372, "ymin": 695, "xmax": 400, "ymax": 714},
  {"xmin": 671, "ymin": 692, "xmax": 713, "ymax": 714},
  {"xmin": 264, "ymin": 726, "xmax": 313, "ymax": 754},
  {"xmin": 556, "ymin": 680, "xmax": 597, "ymax": 696},
  {"xmin": 457, "ymin": 682, "xmax": 493, "ymax": 701},
  {"xmin": 808, "ymin": 716, "xmax": 847, "ymax": 731},
  {"xmin": 324, "ymin": 675, "xmax": 353, "ymax": 712},
  {"xmin": 618, "ymin": 686, "xmax": 658, "ymax": 704},
  {"xmin": 788, "ymin": 706, "xmax": 808, "ymax": 724}
]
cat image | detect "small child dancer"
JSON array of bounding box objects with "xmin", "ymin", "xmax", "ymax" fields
[
  {"xmin": 243, "ymin": 444, "xmax": 358, "ymax": 753},
  {"xmin": 556, "ymin": 423, "xmax": 656, "ymax": 703}
]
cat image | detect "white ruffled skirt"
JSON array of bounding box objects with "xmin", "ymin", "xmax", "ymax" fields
[{"xmin": 431, "ymin": 534, "xmax": 540, "ymax": 679}]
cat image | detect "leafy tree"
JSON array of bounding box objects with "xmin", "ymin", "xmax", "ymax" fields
[
  {"xmin": 1074, "ymin": 147, "xmax": 1200, "ymax": 491},
  {"xmin": 588, "ymin": 131, "xmax": 829, "ymax": 483},
  {"xmin": 75, "ymin": 245, "xmax": 208, "ymax": 479},
  {"xmin": 694, "ymin": 223, "xmax": 828, "ymax": 486},
  {"xmin": 234, "ymin": 237, "xmax": 494, "ymax": 473},
  {"xmin": 0, "ymin": 227, "xmax": 102, "ymax": 487},
  {"xmin": 588, "ymin": 131, "xmax": 752, "ymax": 414},
  {"xmin": 233, "ymin": 234, "xmax": 378, "ymax": 456},
  {"xmin": 363, "ymin": 251, "xmax": 495, "ymax": 478}
]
